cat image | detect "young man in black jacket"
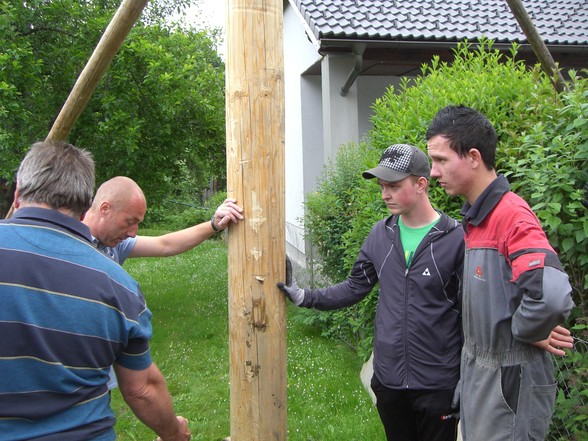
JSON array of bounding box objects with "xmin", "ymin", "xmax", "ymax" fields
[{"xmin": 278, "ymin": 144, "xmax": 464, "ymax": 441}]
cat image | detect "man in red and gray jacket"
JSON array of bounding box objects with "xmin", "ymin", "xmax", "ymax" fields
[{"xmin": 426, "ymin": 105, "xmax": 574, "ymax": 441}]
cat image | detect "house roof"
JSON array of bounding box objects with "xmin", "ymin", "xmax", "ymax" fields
[
  {"xmin": 290, "ymin": 0, "xmax": 588, "ymax": 46},
  {"xmin": 288, "ymin": 0, "xmax": 588, "ymax": 76}
]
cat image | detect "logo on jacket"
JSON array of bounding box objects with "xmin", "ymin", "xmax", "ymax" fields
[
  {"xmin": 440, "ymin": 412, "xmax": 458, "ymax": 421},
  {"xmin": 474, "ymin": 265, "xmax": 487, "ymax": 282},
  {"xmin": 422, "ymin": 268, "xmax": 431, "ymax": 276}
]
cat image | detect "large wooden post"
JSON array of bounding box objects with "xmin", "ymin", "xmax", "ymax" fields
[
  {"xmin": 505, "ymin": 0, "xmax": 567, "ymax": 93},
  {"xmin": 225, "ymin": 0, "xmax": 287, "ymax": 439}
]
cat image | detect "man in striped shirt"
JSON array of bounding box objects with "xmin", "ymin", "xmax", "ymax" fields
[{"xmin": 0, "ymin": 141, "xmax": 190, "ymax": 441}]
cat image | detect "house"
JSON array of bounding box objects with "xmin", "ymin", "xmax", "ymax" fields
[{"xmin": 283, "ymin": 0, "xmax": 588, "ymax": 266}]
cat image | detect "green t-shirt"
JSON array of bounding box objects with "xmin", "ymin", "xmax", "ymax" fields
[{"xmin": 398, "ymin": 216, "xmax": 440, "ymax": 267}]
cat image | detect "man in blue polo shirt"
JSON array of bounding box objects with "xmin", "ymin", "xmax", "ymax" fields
[
  {"xmin": 83, "ymin": 175, "xmax": 243, "ymax": 265},
  {"xmin": 0, "ymin": 141, "xmax": 190, "ymax": 441}
]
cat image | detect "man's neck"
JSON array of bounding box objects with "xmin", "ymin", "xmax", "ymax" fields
[
  {"xmin": 465, "ymin": 170, "xmax": 498, "ymax": 206},
  {"xmin": 18, "ymin": 202, "xmax": 80, "ymax": 219},
  {"xmin": 400, "ymin": 201, "xmax": 440, "ymax": 228}
]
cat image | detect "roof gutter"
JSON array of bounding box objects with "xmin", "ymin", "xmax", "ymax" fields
[
  {"xmin": 319, "ymin": 38, "xmax": 588, "ymax": 55},
  {"xmin": 340, "ymin": 43, "xmax": 366, "ymax": 97}
]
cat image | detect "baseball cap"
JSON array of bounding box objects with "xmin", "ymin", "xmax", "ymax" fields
[{"xmin": 362, "ymin": 144, "xmax": 430, "ymax": 182}]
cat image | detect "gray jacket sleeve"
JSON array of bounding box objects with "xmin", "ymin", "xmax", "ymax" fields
[
  {"xmin": 511, "ymin": 250, "xmax": 574, "ymax": 342},
  {"xmin": 302, "ymin": 250, "xmax": 378, "ymax": 311}
]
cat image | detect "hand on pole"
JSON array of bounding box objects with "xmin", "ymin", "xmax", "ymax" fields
[
  {"xmin": 277, "ymin": 256, "xmax": 306, "ymax": 306},
  {"xmin": 213, "ymin": 198, "xmax": 244, "ymax": 231}
]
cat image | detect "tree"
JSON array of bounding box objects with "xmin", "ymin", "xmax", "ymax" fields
[
  {"xmin": 0, "ymin": 0, "xmax": 225, "ymax": 215},
  {"xmin": 71, "ymin": 23, "xmax": 226, "ymax": 206}
]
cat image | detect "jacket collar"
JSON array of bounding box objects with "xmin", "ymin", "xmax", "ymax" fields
[
  {"xmin": 385, "ymin": 210, "xmax": 460, "ymax": 239},
  {"xmin": 460, "ymin": 174, "xmax": 510, "ymax": 232}
]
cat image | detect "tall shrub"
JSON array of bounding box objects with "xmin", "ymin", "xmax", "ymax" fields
[{"xmin": 504, "ymin": 73, "xmax": 588, "ymax": 314}]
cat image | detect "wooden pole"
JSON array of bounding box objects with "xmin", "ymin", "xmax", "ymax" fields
[
  {"xmin": 505, "ymin": 0, "xmax": 568, "ymax": 93},
  {"xmin": 225, "ymin": 0, "xmax": 287, "ymax": 439},
  {"xmin": 46, "ymin": 0, "xmax": 149, "ymax": 141}
]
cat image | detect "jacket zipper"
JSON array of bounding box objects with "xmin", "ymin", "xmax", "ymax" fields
[
  {"xmin": 403, "ymin": 233, "xmax": 435, "ymax": 388},
  {"xmin": 404, "ymin": 261, "xmax": 410, "ymax": 388}
]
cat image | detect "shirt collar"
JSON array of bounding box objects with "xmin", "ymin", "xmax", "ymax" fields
[{"xmin": 10, "ymin": 207, "xmax": 93, "ymax": 243}]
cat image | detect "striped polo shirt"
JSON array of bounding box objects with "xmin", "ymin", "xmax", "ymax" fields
[{"xmin": 0, "ymin": 207, "xmax": 153, "ymax": 441}]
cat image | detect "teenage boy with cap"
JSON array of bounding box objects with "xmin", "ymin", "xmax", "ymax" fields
[{"xmin": 278, "ymin": 144, "xmax": 464, "ymax": 441}]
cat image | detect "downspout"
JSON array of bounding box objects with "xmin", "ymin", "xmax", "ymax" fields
[{"xmin": 339, "ymin": 44, "xmax": 366, "ymax": 97}]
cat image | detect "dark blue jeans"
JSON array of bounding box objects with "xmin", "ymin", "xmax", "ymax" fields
[{"xmin": 371, "ymin": 375, "xmax": 459, "ymax": 441}]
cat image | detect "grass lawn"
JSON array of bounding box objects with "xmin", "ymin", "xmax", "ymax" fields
[{"xmin": 111, "ymin": 234, "xmax": 384, "ymax": 440}]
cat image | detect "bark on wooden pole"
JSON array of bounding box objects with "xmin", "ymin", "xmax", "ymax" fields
[
  {"xmin": 46, "ymin": 0, "xmax": 149, "ymax": 141},
  {"xmin": 225, "ymin": 0, "xmax": 287, "ymax": 439},
  {"xmin": 505, "ymin": 0, "xmax": 568, "ymax": 93}
]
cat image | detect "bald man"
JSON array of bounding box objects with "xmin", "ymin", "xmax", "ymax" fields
[
  {"xmin": 84, "ymin": 176, "xmax": 243, "ymax": 390},
  {"xmin": 84, "ymin": 176, "xmax": 243, "ymax": 265}
]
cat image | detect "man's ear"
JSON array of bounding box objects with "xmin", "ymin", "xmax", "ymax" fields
[
  {"xmin": 99, "ymin": 201, "xmax": 112, "ymax": 217},
  {"xmin": 13, "ymin": 188, "xmax": 20, "ymax": 209},
  {"xmin": 467, "ymin": 148, "xmax": 482, "ymax": 169},
  {"xmin": 417, "ymin": 176, "xmax": 429, "ymax": 193}
]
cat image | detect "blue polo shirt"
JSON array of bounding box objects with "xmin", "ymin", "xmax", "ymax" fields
[
  {"xmin": 94, "ymin": 236, "xmax": 137, "ymax": 265},
  {"xmin": 0, "ymin": 207, "xmax": 153, "ymax": 441}
]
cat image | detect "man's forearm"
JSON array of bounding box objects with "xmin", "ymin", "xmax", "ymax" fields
[
  {"xmin": 131, "ymin": 223, "xmax": 214, "ymax": 257},
  {"xmin": 116, "ymin": 364, "xmax": 190, "ymax": 440},
  {"xmin": 156, "ymin": 223, "xmax": 215, "ymax": 255}
]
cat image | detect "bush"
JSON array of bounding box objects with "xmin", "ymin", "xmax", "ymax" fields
[
  {"xmin": 504, "ymin": 73, "xmax": 588, "ymax": 315},
  {"xmin": 305, "ymin": 142, "xmax": 380, "ymax": 282},
  {"xmin": 550, "ymin": 318, "xmax": 588, "ymax": 440},
  {"xmin": 145, "ymin": 190, "xmax": 228, "ymax": 232},
  {"xmin": 302, "ymin": 40, "xmax": 588, "ymax": 377}
]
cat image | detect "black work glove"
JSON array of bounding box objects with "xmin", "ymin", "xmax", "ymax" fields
[{"xmin": 276, "ymin": 255, "xmax": 306, "ymax": 306}]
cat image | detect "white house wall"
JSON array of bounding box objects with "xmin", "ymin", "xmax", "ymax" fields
[
  {"xmin": 321, "ymin": 54, "xmax": 360, "ymax": 161},
  {"xmin": 283, "ymin": 3, "xmax": 321, "ymax": 264},
  {"xmin": 283, "ymin": 3, "xmax": 410, "ymax": 265},
  {"xmin": 357, "ymin": 76, "xmax": 403, "ymax": 138}
]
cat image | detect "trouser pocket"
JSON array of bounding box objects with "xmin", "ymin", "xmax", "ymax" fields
[
  {"xmin": 500, "ymin": 365, "xmax": 521, "ymax": 413},
  {"xmin": 528, "ymin": 382, "xmax": 557, "ymax": 440}
]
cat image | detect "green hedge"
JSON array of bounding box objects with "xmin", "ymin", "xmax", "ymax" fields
[{"xmin": 145, "ymin": 191, "xmax": 228, "ymax": 231}]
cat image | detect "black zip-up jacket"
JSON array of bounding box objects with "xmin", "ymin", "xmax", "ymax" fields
[{"xmin": 302, "ymin": 212, "xmax": 464, "ymax": 390}]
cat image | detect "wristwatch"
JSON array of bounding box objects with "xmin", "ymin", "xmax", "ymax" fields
[{"xmin": 211, "ymin": 215, "xmax": 221, "ymax": 232}]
